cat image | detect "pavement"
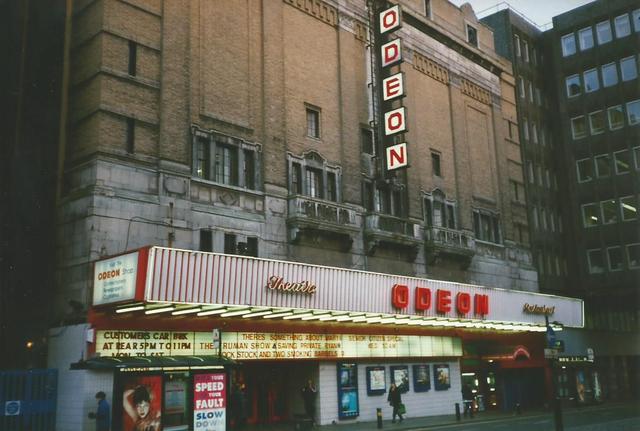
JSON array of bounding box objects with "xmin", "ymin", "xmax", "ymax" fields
[{"xmin": 240, "ymin": 401, "xmax": 640, "ymax": 431}]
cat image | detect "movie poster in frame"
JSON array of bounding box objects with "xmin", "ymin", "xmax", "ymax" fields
[
  {"xmin": 390, "ymin": 365, "xmax": 409, "ymax": 393},
  {"xmin": 412, "ymin": 364, "xmax": 431, "ymax": 392},
  {"xmin": 434, "ymin": 364, "xmax": 451, "ymax": 391},
  {"xmin": 121, "ymin": 375, "xmax": 162, "ymax": 431},
  {"xmin": 337, "ymin": 363, "xmax": 359, "ymax": 418},
  {"xmin": 366, "ymin": 366, "xmax": 386, "ymax": 395}
]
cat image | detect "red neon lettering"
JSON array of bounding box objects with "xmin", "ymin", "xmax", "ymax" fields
[
  {"xmin": 456, "ymin": 292, "xmax": 471, "ymax": 315},
  {"xmin": 387, "ymin": 112, "xmax": 403, "ymax": 131},
  {"xmin": 436, "ymin": 289, "xmax": 451, "ymax": 313},
  {"xmin": 415, "ymin": 287, "xmax": 431, "ymax": 311},
  {"xmin": 392, "ymin": 284, "xmax": 409, "ymax": 309},
  {"xmin": 385, "ymin": 76, "xmax": 401, "ymax": 99},
  {"xmin": 382, "ymin": 10, "xmax": 398, "ymax": 31},
  {"xmin": 474, "ymin": 294, "xmax": 489, "ymax": 316},
  {"xmin": 389, "ymin": 146, "xmax": 405, "ymax": 167},
  {"xmin": 383, "ymin": 43, "xmax": 399, "ymax": 64}
]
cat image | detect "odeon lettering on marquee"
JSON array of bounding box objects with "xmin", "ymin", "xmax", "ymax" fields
[
  {"xmin": 391, "ymin": 284, "xmax": 489, "ymax": 317},
  {"xmin": 379, "ymin": 4, "xmax": 408, "ymax": 171}
]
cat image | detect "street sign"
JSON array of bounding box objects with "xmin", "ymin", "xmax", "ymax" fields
[{"xmin": 544, "ymin": 348, "xmax": 558, "ymax": 359}]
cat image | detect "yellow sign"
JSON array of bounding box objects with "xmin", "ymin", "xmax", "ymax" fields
[{"xmin": 95, "ymin": 330, "xmax": 462, "ymax": 360}]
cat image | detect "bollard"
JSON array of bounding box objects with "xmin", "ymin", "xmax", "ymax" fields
[
  {"xmin": 377, "ymin": 407, "xmax": 383, "ymax": 428},
  {"xmin": 455, "ymin": 403, "xmax": 461, "ymax": 421}
]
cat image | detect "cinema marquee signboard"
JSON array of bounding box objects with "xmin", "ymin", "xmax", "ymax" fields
[
  {"xmin": 378, "ymin": 4, "xmax": 409, "ymax": 171},
  {"xmin": 95, "ymin": 330, "xmax": 462, "ymax": 360}
]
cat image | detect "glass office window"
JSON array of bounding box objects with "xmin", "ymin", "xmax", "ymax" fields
[
  {"xmin": 587, "ymin": 249, "xmax": 605, "ymax": 274},
  {"xmin": 615, "ymin": 14, "xmax": 631, "ymax": 38},
  {"xmin": 627, "ymin": 100, "xmax": 640, "ymax": 125},
  {"xmin": 627, "ymin": 244, "xmax": 640, "ymax": 268},
  {"xmin": 596, "ymin": 20, "xmax": 613, "ymax": 44},
  {"xmin": 608, "ymin": 105, "xmax": 625, "ymax": 129},
  {"xmin": 633, "ymin": 9, "xmax": 640, "ymax": 32},
  {"xmin": 607, "ymin": 247, "xmax": 623, "ymax": 271},
  {"xmin": 601, "ymin": 199, "xmax": 618, "ymax": 224},
  {"xmin": 634, "ymin": 147, "xmax": 640, "ymax": 169},
  {"xmin": 571, "ymin": 116, "xmax": 587, "ymax": 139},
  {"xmin": 566, "ymin": 74, "xmax": 581, "ymax": 97},
  {"xmin": 583, "ymin": 69, "xmax": 599, "ymax": 92},
  {"xmin": 582, "ymin": 203, "xmax": 600, "ymax": 227},
  {"xmin": 601, "ymin": 62, "xmax": 618, "ymax": 87},
  {"xmin": 577, "ymin": 158, "xmax": 594, "ymax": 182},
  {"xmin": 589, "ymin": 110, "xmax": 605, "ymax": 134},
  {"xmin": 620, "ymin": 56, "xmax": 638, "ymax": 81},
  {"xmin": 578, "ymin": 27, "xmax": 594, "ymax": 50},
  {"xmin": 621, "ymin": 196, "xmax": 638, "ymax": 221},
  {"xmin": 561, "ymin": 33, "xmax": 576, "ymax": 56},
  {"xmin": 614, "ymin": 150, "xmax": 631, "ymax": 174},
  {"xmin": 595, "ymin": 154, "xmax": 611, "ymax": 177}
]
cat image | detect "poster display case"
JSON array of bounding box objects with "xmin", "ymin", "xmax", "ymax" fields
[
  {"xmin": 434, "ymin": 364, "xmax": 451, "ymax": 391},
  {"xmin": 366, "ymin": 366, "xmax": 386, "ymax": 395},
  {"xmin": 412, "ymin": 364, "xmax": 431, "ymax": 392},
  {"xmin": 337, "ymin": 363, "xmax": 359, "ymax": 418},
  {"xmin": 390, "ymin": 365, "xmax": 410, "ymax": 393}
]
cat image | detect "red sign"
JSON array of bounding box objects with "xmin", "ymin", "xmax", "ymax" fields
[
  {"xmin": 379, "ymin": 5, "xmax": 402, "ymax": 34},
  {"xmin": 384, "ymin": 107, "xmax": 407, "ymax": 136},
  {"xmin": 386, "ymin": 143, "xmax": 408, "ymax": 170},
  {"xmin": 382, "ymin": 72, "xmax": 405, "ymax": 101},
  {"xmin": 194, "ymin": 373, "xmax": 226, "ymax": 431},
  {"xmin": 381, "ymin": 39, "xmax": 402, "ymax": 68},
  {"xmin": 392, "ymin": 284, "xmax": 489, "ymax": 317}
]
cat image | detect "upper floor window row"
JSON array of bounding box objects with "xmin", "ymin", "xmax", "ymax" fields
[
  {"xmin": 564, "ymin": 55, "xmax": 639, "ymax": 98},
  {"xmin": 576, "ymin": 146, "xmax": 640, "ymax": 182},
  {"xmin": 561, "ymin": 9, "xmax": 640, "ymax": 57},
  {"xmin": 193, "ymin": 129, "xmax": 260, "ymax": 190},
  {"xmin": 570, "ymin": 99, "xmax": 640, "ymax": 140}
]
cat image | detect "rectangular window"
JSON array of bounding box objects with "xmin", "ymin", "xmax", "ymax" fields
[
  {"xmin": 446, "ymin": 204, "xmax": 455, "ymax": 228},
  {"xmin": 535, "ymin": 88, "xmax": 542, "ymax": 106},
  {"xmin": 537, "ymin": 166, "xmax": 543, "ymax": 186},
  {"xmin": 541, "ymin": 208, "xmax": 547, "ymax": 230},
  {"xmin": 195, "ymin": 137, "xmax": 209, "ymax": 178},
  {"xmin": 306, "ymin": 108, "xmax": 320, "ymax": 138},
  {"xmin": 596, "ymin": 20, "xmax": 612, "ymax": 44},
  {"xmin": 243, "ymin": 150, "xmax": 255, "ymax": 189},
  {"xmin": 621, "ymin": 196, "xmax": 638, "ymax": 221},
  {"xmin": 582, "ymin": 203, "xmax": 601, "ymax": 227},
  {"xmin": 608, "ymin": 105, "xmax": 625, "ymax": 130},
  {"xmin": 528, "ymin": 82, "xmax": 534, "ymax": 102},
  {"xmin": 431, "ymin": 151, "xmax": 442, "ymax": 177},
  {"xmin": 128, "ymin": 40, "xmax": 137, "ymax": 76},
  {"xmin": 199, "ymin": 230, "xmax": 213, "ymax": 252},
  {"xmin": 614, "ymin": 150, "xmax": 631, "ymax": 174},
  {"xmin": 607, "ymin": 247, "xmax": 624, "ymax": 271},
  {"xmin": 126, "ymin": 117, "xmax": 135, "ymax": 153},
  {"xmin": 361, "ymin": 128, "xmax": 374, "ymax": 154},
  {"xmin": 305, "ymin": 167, "xmax": 322, "ymax": 198},
  {"xmin": 634, "ymin": 146, "xmax": 640, "ymax": 169},
  {"xmin": 522, "ymin": 118, "xmax": 529, "ymax": 140},
  {"xmin": 561, "ymin": 33, "xmax": 576, "ymax": 56},
  {"xmin": 473, "ymin": 211, "xmax": 500, "ymax": 243},
  {"xmin": 587, "ymin": 249, "xmax": 605, "ymax": 274},
  {"xmin": 634, "ymin": 9, "xmax": 640, "ymax": 32},
  {"xmin": 518, "ymin": 78, "xmax": 525, "ymax": 98},
  {"xmin": 425, "ymin": 0, "xmax": 431, "ymax": 18},
  {"xmin": 583, "ymin": 69, "xmax": 600, "ymax": 93},
  {"xmin": 466, "ymin": 24, "xmax": 478, "ymax": 47},
  {"xmin": 523, "ymin": 40, "xmax": 529, "ymax": 62},
  {"xmin": 589, "ymin": 110, "xmax": 605, "ymax": 135},
  {"xmin": 578, "ymin": 27, "xmax": 594, "ymax": 50},
  {"xmin": 364, "ymin": 182, "xmax": 374, "ymax": 211},
  {"xmin": 577, "ymin": 158, "xmax": 593, "ymax": 182},
  {"xmin": 291, "ymin": 162, "xmax": 302, "ymax": 194},
  {"xmin": 602, "ymin": 62, "xmax": 618, "ymax": 87},
  {"xmin": 620, "ymin": 56, "xmax": 638, "ymax": 81},
  {"xmin": 531, "ymin": 122, "xmax": 538, "ymax": 143},
  {"xmin": 532, "ymin": 207, "xmax": 539, "ymax": 229},
  {"xmin": 627, "ymin": 243, "xmax": 640, "ymax": 268},
  {"xmin": 595, "ymin": 154, "xmax": 611, "ymax": 177},
  {"xmin": 550, "ymin": 210, "xmax": 556, "ymax": 232},
  {"xmin": 571, "ymin": 116, "xmax": 587, "ymax": 139},
  {"xmin": 627, "ymin": 100, "xmax": 640, "ymax": 125},
  {"xmin": 392, "ymin": 190, "xmax": 403, "ymax": 217},
  {"xmin": 245, "ymin": 237, "xmax": 258, "ymax": 257},
  {"xmin": 326, "ymin": 172, "xmax": 337, "ymax": 202},
  {"xmin": 424, "ymin": 199, "xmax": 433, "ymax": 226},
  {"xmin": 615, "ymin": 14, "xmax": 631, "ymax": 38},
  {"xmin": 224, "ymin": 233, "xmax": 236, "ymax": 254},
  {"xmin": 215, "ymin": 145, "xmax": 238, "ymax": 185},
  {"xmin": 565, "ymin": 74, "xmax": 581, "ymax": 97},
  {"xmin": 511, "ymin": 180, "xmax": 520, "ymax": 202},
  {"xmin": 545, "ymin": 169, "xmax": 551, "ymax": 188},
  {"xmin": 514, "ymin": 35, "xmax": 521, "ymax": 57},
  {"xmin": 601, "ymin": 199, "xmax": 618, "ymax": 224}
]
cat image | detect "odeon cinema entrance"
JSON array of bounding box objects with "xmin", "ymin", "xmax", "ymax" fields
[{"xmin": 234, "ymin": 361, "xmax": 318, "ymax": 425}]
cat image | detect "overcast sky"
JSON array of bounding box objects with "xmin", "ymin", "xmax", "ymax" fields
[{"xmin": 449, "ymin": 0, "xmax": 597, "ymax": 28}]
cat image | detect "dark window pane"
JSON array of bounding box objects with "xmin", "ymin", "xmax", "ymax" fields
[
  {"xmin": 246, "ymin": 237, "xmax": 258, "ymax": 257},
  {"xmin": 291, "ymin": 163, "xmax": 302, "ymax": 194},
  {"xmin": 361, "ymin": 129, "xmax": 373, "ymax": 154},
  {"xmin": 425, "ymin": 199, "xmax": 433, "ymax": 226},
  {"xmin": 327, "ymin": 172, "xmax": 336, "ymax": 201},
  {"xmin": 128, "ymin": 40, "xmax": 137, "ymax": 76},
  {"xmin": 200, "ymin": 230, "xmax": 212, "ymax": 252},
  {"xmin": 431, "ymin": 152, "xmax": 441, "ymax": 177},
  {"xmin": 126, "ymin": 117, "xmax": 135, "ymax": 153},
  {"xmin": 244, "ymin": 150, "xmax": 255, "ymax": 189},
  {"xmin": 224, "ymin": 233, "xmax": 236, "ymax": 254}
]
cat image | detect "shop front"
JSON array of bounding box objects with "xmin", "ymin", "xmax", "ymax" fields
[{"xmin": 52, "ymin": 246, "xmax": 583, "ymax": 430}]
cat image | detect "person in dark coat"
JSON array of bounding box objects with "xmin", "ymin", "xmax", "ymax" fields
[
  {"xmin": 231, "ymin": 382, "xmax": 247, "ymax": 430},
  {"xmin": 301, "ymin": 379, "xmax": 317, "ymax": 424},
  {"xmin": 387, "ymin": 383, "xmax": 404, "ymax": 423},
  {"xmin": 89, "ymin": 391, "xmax": 111, "ymax": 431}
]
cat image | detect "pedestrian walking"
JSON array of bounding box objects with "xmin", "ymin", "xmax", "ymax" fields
[
  {"xmin": 387, "ymin": 383, "xmax": 404, "ymax": 423},
  {"xmin": 231, "ymin": 382, "xmax": 247, "ymax": 429},
  {"xmin": 301, "ymin": 379, "xmax": 317, "ymax": 424},
  {"xmin": 88, "ymin": 391, "xmax": 111, "ymax": 431}
]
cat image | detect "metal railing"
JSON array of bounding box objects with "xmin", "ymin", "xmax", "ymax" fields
[
  {"xmin": 365, "ymin": 213, "xmax": 420, "ymax": 239},
  {"xmin": 288, "ymin": 196, "xmax": 358, "ymax": 227},
  {"xmin": 425, "ymin": 226, "xmax": 476, "ymax": 253}
]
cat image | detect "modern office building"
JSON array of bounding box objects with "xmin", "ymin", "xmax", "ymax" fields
[
  {"xmin": 41, "ymin": 0, "xmax": 588, "ymax": 429},
  {"xmin": 483, "ymin": 0, "xmax": 640, "ymax": 403}
]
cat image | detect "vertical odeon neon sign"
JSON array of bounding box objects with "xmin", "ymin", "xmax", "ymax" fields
[{"xmin": 378, "ymin": 4, "xmax": 408, "ymax": 171}]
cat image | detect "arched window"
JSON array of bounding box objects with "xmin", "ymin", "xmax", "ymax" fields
[{"xmin": 424, "ymin": 190, "xmax": 456, "ymax": 229}]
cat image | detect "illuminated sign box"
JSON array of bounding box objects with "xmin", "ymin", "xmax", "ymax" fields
[{"xmin": 93, "ymin": 251, "xmax": 140, "ymax": 306}]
